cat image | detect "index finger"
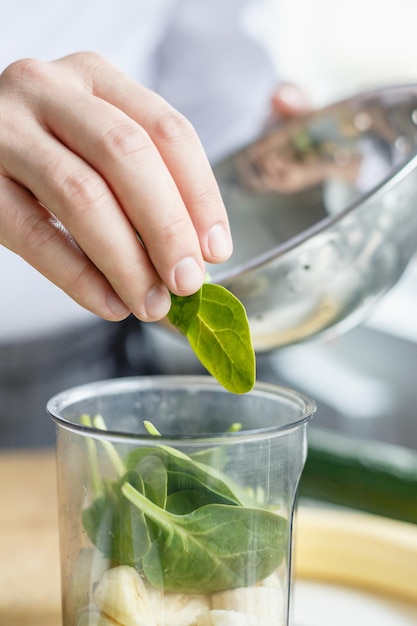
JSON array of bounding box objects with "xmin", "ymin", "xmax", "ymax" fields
[
  {"xmin": 52, "ymin": 54, "xmax": 233, "ymax": 288},
  {"xmin": 90, "ymin": 55, "xmax": 233, "ymax": 261}
]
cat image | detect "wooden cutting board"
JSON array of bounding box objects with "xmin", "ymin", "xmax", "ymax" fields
[{"xmin": 0, "ymin": 449, "xmax": 61, "ymax": 626}]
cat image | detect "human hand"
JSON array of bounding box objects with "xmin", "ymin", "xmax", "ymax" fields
[
  {"xmin": 0, "ymin": 53, "xmax": 232, "ymax": 322},
  {"xmin": 270, "ymin": 82, "xmax": 311, "ymax": 120},
  {"xmin": 236, "ymin": 84, "xmax": 359, "ymax": 194}
]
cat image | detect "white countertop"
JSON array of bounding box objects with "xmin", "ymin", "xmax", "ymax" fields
[{"xmin": 293, "ymin": 580, "xmax": 417, "ymax": 625}]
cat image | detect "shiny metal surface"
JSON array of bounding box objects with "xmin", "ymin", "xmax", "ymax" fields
[{"xmin": 207, "ymin": 85, "xmax": 417, "ymax": 351}]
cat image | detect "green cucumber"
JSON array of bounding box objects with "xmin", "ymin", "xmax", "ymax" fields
[{"xmin": 299, "ymin": 427, "xmax": 417, "ymax": 525}]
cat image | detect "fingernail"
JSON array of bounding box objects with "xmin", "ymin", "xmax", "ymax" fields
[
  {"xmin": 174, "ymin": 257, "xmax": 204, "ymax": 293},
  {"xmin": 107, "ymin": 293, "xmax": 130, "ymax": 317},
  {"xmin": 208, "ymin": 223, "xmax": 233, "ymax": 260},
  {"xmin": 145, "ymin": 285, "xmax": 171, "ymax": 320}
]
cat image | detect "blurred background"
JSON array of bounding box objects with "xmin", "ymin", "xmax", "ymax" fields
[{"xmin": 268, "ymin": 0, "xmax": 417, "ymax": 107}]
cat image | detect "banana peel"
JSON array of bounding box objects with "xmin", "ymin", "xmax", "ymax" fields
[{"xmin": 294, "ymin": 506, "xmax": 417, "ymax": 605}]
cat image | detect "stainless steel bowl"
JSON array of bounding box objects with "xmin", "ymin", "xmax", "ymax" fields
[{"xmin": 207, "ymin": 84, "xmax": 417, "ymax": 352}]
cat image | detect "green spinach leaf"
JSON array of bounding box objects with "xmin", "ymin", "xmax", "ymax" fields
[
  {"xmin": 165, "ymin": 488, "xmax": 232, "ymax": 514},
  {"xmin": 82, "ymin": 471, "xmax": 151, "ymax": 566},
  {"xmin": 168, "ymin": 283, "xmax": 255, "ymax": 394},
  {"xmin": 122, "ymin": 482, "xmax": 287, "ymax": 593},
  {"xmin": 135, "ymin": 453, "xmax": 168, "ymax": 510},
  {"xmin": 126, "ymin": 444, "xmax": 249, "ymax": 506}
]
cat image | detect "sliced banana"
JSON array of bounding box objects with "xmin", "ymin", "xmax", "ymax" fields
[
  {"xmin": 146, "ymin": 586, "xmax": 211, "ymax": 626},
  {"xmin": 93, "ymin": 565, "xmax": 156, "ymax": 626},
  {"xmin": 211, "ymin": 586, "xmax": 284, "ymax": 620},
  {"xmin": 196, "ymin": 609, "xmax": 280, "ymax": 626},
  {"xmin": 90, "ymin": 564, "xmax": 285, "ymax": 626}
]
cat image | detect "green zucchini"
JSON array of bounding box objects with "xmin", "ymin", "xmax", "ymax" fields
[{"xmin": 299, "ymin": 427, "xmax": 417, "ymax": 525}]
